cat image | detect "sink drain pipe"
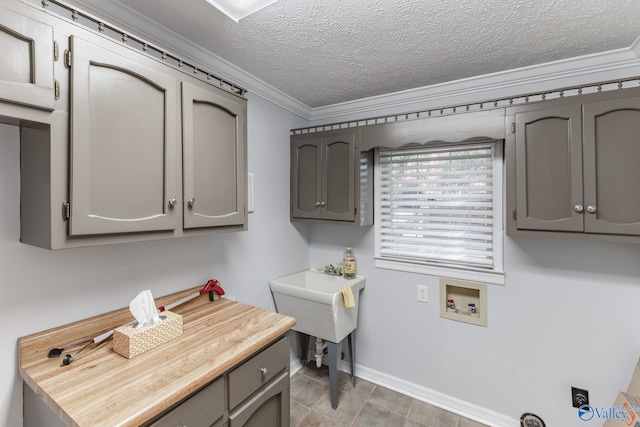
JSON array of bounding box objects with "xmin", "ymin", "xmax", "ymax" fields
[{"xmin": 315, "ymin": 337, "xmax": 327, "ymax": 368}]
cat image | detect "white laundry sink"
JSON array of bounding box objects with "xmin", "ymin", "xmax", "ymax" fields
[{"xmin": 269, "ymin": 269, "xmax": 365, "ymax": 343}]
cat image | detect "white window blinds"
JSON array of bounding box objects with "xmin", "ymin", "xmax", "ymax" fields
[{"xmin": 377, "ymin": 143, "xmax": 497, "ymax": 270}]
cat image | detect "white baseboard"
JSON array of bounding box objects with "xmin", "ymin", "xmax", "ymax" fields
[
  {"xmin": 290, "ymin": 359, "xmax": 518, "ymax": 427},
  {"xmin": 290, "ymin": 358, "xmax": 304, "ymax": 375}
]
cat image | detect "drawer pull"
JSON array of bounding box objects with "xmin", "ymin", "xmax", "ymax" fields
[{"xmin": 259, "ymin": 367, "xmax": 268, "ymax": 376}]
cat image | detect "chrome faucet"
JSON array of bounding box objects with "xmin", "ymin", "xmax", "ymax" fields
[{"xmin": 324, "ymin": 264, "xmax": 342, "ymax": 276}]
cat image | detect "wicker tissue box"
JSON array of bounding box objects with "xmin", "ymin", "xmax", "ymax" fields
[{"xmin": 113, "ymin": 311, "xmax": 183, "ymax": 359}]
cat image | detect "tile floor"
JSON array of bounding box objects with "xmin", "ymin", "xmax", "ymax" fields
[{"xmin": 290, "ymin": 364, "xmax": 489, "ymax": 427}]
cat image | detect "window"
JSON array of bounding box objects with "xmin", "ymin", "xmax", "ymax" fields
[{"xmin": 375, "ymin": 141, "xmax": 504, "ymax": 284}]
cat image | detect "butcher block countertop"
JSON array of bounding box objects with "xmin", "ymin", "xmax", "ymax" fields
[{"xmin": 18, "ymin": 286, "xmax": 296, "ymax": 427}]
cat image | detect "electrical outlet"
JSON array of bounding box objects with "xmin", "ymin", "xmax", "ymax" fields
[
  {"xmin": 417, "ymin": 285, "xmax": 428, "ymax": 303},
  {"xmin": 571, "ymin": 386, "xmax": 589, "ymax": 408}
]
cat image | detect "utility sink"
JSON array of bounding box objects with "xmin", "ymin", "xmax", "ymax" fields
[{"xmin": 269, "ymin": 270, "xmax": 365, "ymax": 343}]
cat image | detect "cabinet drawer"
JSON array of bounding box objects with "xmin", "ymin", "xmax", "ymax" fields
[
  {"xmin": 151, "ymin": 377, "xmax": 225, "ymax": 427},
  {"xmin": 228, "ymin": 336, "xmax": 289, "ymax": 410}
]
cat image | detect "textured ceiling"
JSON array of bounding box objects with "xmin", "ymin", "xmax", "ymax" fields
[{"xmin": 75, "ymin": 0, "xmax": 640, "ymax": 108}]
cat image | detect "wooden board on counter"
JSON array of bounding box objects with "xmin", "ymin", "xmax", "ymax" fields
[{"xmin": 19, "ymin": 287, "xmax": 296, "ymax": 427}]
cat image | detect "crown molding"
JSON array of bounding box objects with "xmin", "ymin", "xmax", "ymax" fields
[
  {"xmin": 309, "ymin": 45, "xmax": 640, "ymax": 124},
  {"xmin": 67, "ymin": 0, "xmax": 313, "ymax": 120},
  {"xmin": 631, "ymin": 34, "xmax": 640, "ymax": 58},
  {"xmin": 53, "ymin": 0, "xmax": 640, "ymax": 125}
]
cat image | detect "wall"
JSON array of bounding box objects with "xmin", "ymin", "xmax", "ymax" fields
[
  {"xmin": 3, "ymin": 2, "xmax": 640, "ymax": 425},
  {"xmin": 309, "ymin": 226, "xmax": 640, "ymax": 426},
  {"xmin": 0, "ymin": 92, "xmax": 309, "ymax": 426},
  {"xmin": 307, "ymin": 85, "xmax": 640, "ymax": 426}
]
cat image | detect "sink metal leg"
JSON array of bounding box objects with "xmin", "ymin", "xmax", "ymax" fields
[
  {"xmin": 348, "ymin": 332, "xmax": 356, "ymax": 387},
  {"xmin": 327, "ymin": 341, "xmax": 341, "ymax": 410},
  {"xmin": 299, "ymin": 332, "xmax": 310, "ymax": 367}
]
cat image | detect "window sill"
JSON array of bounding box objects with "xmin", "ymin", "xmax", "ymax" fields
[{"xmin": 375, "ymin": 258, "xmax": 505, "ymax": 285}]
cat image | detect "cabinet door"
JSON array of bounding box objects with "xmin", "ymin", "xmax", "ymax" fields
[
  {"xmin": 514, "ymin": 105, "xmax": 583, "ymax": 231},
  {"xmin": 0, "ymin": 6, "xmax": 54, "ymax": 110},
  {"xmin": 583, "ymin": 97, "xmax": 640, "ymax": 235},
  {"xmin": 321, "ymin": 132, "xmax": 355, "ymax": 221},
  {"xmin": 229, "ymin": 371, "xmax": 289, "ymax": 427},
  {"xmin": 291, "ymin": 135, "xmax": 322, "ymax": 219},
  {"xmin": 150, "ymin": 377, "xmax": 226, "ymax": 427},
  {"xmin": 182, "ymin": 82, "xmax": 246, "ymax": 229},
  {"xmin": 69, "ymin": 36, "xmax": 178, "ymax": 235}
]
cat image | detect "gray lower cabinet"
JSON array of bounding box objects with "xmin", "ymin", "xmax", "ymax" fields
[
  {"xmin": 0, "ymin": 5, "xmax": 54, "ymax": 110},
  {"xmin": 149, "ymin": 336, "xmax": 290, "ymax": 427},
  {"xmin": 507, "ymin": 90, "xmax": 640, "ymax": 240},
  {"xmin": 228, "ymin": 334, "xmax": 289, "ymax": 411},
  {"xmin": 228, "ymin": 336, "xmax": 290, "ymax": 427},
  {"xmin": 229, "ymin": 372, "xmax": 289, "ymax": 427},
  {"xmin": 290, "ymin": 129, "xmax": 372, "ymax": 225},
  {"xmin": 150, "ymin": 377, "xmax": 227, "ymax": 427}
]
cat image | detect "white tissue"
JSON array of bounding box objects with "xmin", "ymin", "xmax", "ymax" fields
[{"xmin": 130, "ymin": 289, "xmax": 161, "ymax": 328}]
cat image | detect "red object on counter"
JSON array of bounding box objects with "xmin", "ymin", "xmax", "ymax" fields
[{"xmin": 158, "ymin": 280, "xmax": 224, "ymax": 312}]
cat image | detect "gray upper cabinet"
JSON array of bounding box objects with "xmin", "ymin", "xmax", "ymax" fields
[
  {"xmin": 291, "ymin": 134, "xmax": 322, "ymax": 219},
  {"xmin": 324, "ymin": 135, "xmax": 356, "ymax": 221},
  {"xmin": 514, "ymin": 104, "xmax": 584, "ymax": 232},
  {"xmin": 507, "ymin": 89, "xmax": 640, "ymax": 241},
  {"xmin": 0, "ymin": 6, "xmax": 54, "ymax": 110},
  {"xmin": 291, "ymin": 130, "xmax": 356, "ymax": 222},
  {"xmin": 69, "ymin": 36, "xmax": 178, "ymax": 236},
  {"xmin": 182, "ymin": 81, "xmax": 246, "ymax": 229},
  {"xmin": 582, "ymin": 96, "xmax": 640, "ymax": 235},
  {"xmin": 13, "ymin": 5, "xmax": 247, "ymax": 249}
]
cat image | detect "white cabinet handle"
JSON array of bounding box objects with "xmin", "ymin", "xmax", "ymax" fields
[
  {"xmin": 187, "ymin": 198, "xmax": 196, "ymax": 208},
  {"xmin": 168, "ymin": 198, "xmax": 177, "ymax": 207},
  {"xmin": 586, "ymin": 205, "xmax": 597, "ymax": 213},
  {"xmin": 573, "ymin": 204, "xmax": 583, "ymax": 213},
  {"xmin": 259, "ymin": 367, "xmax": 268, "ymax": 376}
]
